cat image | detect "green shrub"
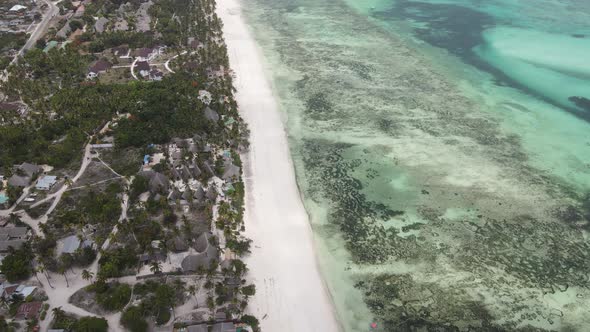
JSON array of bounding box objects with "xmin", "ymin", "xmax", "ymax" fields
[
  {"xmin": 94, "ymin": 283, "xmax": 132, "ymax": 311},
  {"xmin": 73, "ymin": 316, "xmax": 108, "ymax": 332},
  {"xmin": 241, "ymin": 315, "xmax": 260, "ymax": 332},
  {"xmin": 120, "ymin": 306, "xmax": 147, "ymax": 332},
  {"xmin": 155, "ymin": 309, "xmax": 170, "ymax": 325}
]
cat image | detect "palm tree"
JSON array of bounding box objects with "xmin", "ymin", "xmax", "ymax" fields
[
  {"xmin": 158, "ymin": 238, "xmax": 171, "ymax": 264},
  {"xmin": 0, "ymin": 296, "xmax": 9, "ymax": 309},
  {"xmin": 32, "ymin": 267, "xmax": 42, "ymax": 284},
  {"xmin": 26, "ymin": 318, "xmax": 38, "ymax": 331},
  {"xmin": 52, "ymin": 306, "xmax": 65, "ymax": 322},
  {"xmin": 37, "ymin": 264, "xmax": 54, "ymax": 289},
  {"xmin": 188, "ymin": 284, "xmax": 198, "ymax": 306},
  {"xmin": 58, "ymin": 265, "xmax": 69, "ymax": 287},
  {"xmin": 81, "ymin": 269, "xmax": 93, "ymax": 283},
  {"xmin": 149, "ymin": 261, "xmax": 162, "ymax": 274}
]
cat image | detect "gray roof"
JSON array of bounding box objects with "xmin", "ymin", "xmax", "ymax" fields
[
  {"xmin": 214, "ymin": 311, "xmax": 227, "ymax": 321},
  {"xmin": 61, "ymin": 235, "xmax": 81, "ymax": 254},
  {"xmin": 19, "ymin": 163, "xmax": 41, "ymax": 177},
  {"xmin": 186, "ymin": 325, "xmax": 207, "ymax": 332},
  {"xmin": 0, "ymin": 227, "xmax": 28, "ymax": 239},
  {"xmin": 203, "ymin": 162, "xmax": 214, "ymax": 176},
  {"xmin": 182, "ymin": 189, "xmax": 192, "ymax": 201},
  {"xmin": 36, "ymin": 175, "xmax": 57, "ymax": 189},
  {"xmin": 7, "ymin": 175, "xmax": 29, "ymax": 187},
  {"xmin": 188, "ymin": 142, "xmax": 199, "ymax": 153},
  {"xmin": 181, "ymin": 165, "xmax": 192, "ymax": 181},
  {"xmin": 166, "ymin": 236, "xmax": 188, "ymax": 252},
  {"xmin": 173, "ymin": 138, "xmax": 187, "ymax": 148},
  {"xmin": 136, "ymin": 60, "xmax": 150, "ymax": 71},
  {"xmin": 189, "ymin": 162, "xmax": 201, "ymax": 178},
  {"xmin": 138, "ymin": 252, "xmax": 166, "ymax": 262},
  {"xmin": 149, "ymin": 173, "xmax": 169, "ymax": 193},
  {"xmin": 181, "ymin": 233, "xmax": 218, "ymax": 272},
  {"xmin": 194, "ymin": 186, "xmax": 205, "ymax": 202},
  {"xmin": 211, "ymin": 322, "xmax": 236, "ymax": 332},
  {"xmin": 94, "ymin": 17, "xmax": 108, "ymax": 33},
  {"xmin": 204, "ymin": 107, "xmax": 219, "ymax": 122},
  {"xmin": 194, "ymin": 233, "xmax": 209, "ymax": 253},
  {"xmin": 171, "ymin": 149, "xmax": 182, "ymax": 160},
  {"xmin": 56, "ymin": 23, "xmax": 71, "ymax": 38},
  {"xmin": 88, "ymin": 60, "xmax": 111, "ymax": 74},
  {"xmin": 206, "ymin": 186, "xmax": 217, "ymax": 201},
  {"xmin": 168, "ymin": 188, "xmax": 181, "ymax": 201},
  {"xmin": 222, "ymin": 164, "xmax": 240, "ymax": 180},
  {"xmin": 0, "ymin": 240, "xmax": 24, "ymax": 252},
  {"xmin": 171, "ymin": 168, "xmax": 182, "ymax": 181}
]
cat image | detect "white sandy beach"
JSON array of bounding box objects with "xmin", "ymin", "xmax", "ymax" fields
[{"xmin": 217, "ymin": 0, "xmax": 341, "ymax": 331}]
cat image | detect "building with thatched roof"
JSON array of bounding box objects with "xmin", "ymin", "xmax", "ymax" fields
[{"xmin": 181, "ymin": 233, "xmax": 218, "ymax": 272}]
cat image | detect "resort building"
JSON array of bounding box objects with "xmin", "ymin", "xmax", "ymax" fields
[{"xmin": 35, "ymin": 175, "xmax": 57, "ymax": 190}]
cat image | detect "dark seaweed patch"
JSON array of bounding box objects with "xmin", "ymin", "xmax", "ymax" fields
[
  {"xmin": 302, "ymin": 139, "xmax": 404, "ymax": 264},
  {"xmin": 376, "ymin": 2, "xmax": 494, "ymax": 57},
  {"xmin": 569, "ymin": 96, "xmax": 590, "ymax": 111},
  {"xmin": 374, "ymin": 2, "xmax": 590, "ymax": 124},
  {"xmin": 304, "ymin": 92, "xmax": 335, "ymax": 120}
]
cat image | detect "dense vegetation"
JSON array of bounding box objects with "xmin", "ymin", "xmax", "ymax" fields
[
  {"xmin": 0, "ymin": 244, "xmax": 34, "ymax": 282},
  {"xmin": 54, "ymin": 183, "xmax": 123, "ymax": 228},
  {"xmin": 120, "ymin": 306, "xmax": 147, "ymax": 332},
  {"xmin": 97, "ymin": 246, "xmax": 138, "ymax": 279},
  {"xmin": 73, "ymin": 316, "xmax": 109, "ymax": 332},
  {"xmin": 0, "ymin": 0, "xmax": 258, "ymax": 328},
  {"xmin": 88, "ymin": 31, "xmax": 156, "ymax": 53},
  {"xmin": 132, "ymin": 280, "xmax": 183, "ymax": 325},
  {"xmin": 52, "ymin": 308, "xmax": 109, "ymax": 332},
  {"xmin": 90, "ymin": 282, "xmax": 132, "ymax": 311}
]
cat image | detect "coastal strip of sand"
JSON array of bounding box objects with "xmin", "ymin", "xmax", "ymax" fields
[{"xmin": 216, "ymin": 0, "xmax": 341, "ymax": 331}]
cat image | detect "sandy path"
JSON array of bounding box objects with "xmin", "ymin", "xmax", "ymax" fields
[{"xmin": 217, "ymin": 0, "xmax": 341, "ymax": 331}]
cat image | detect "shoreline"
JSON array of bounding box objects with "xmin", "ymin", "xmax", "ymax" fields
[{"xmin": 216, "ymin": 0, "xmax": 342, "ymax": 331}]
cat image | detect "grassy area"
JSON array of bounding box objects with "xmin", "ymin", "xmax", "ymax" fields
[
  {"xmin": 99, "ymin": 67, "xmax": 133, "ymax": 84},
  {"xmin": 100, "ymin": 147, "xmax": 142, "ymax": 177},
  {"xmin": 27, "ymin": 200, "xmax": 53, "ymax": 219},
  {"xmin": 0, "ymin": 32, "xmax": 27, "ymax": 52}
]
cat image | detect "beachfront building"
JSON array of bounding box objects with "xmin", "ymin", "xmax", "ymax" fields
[{"xmin": 181, "ymin": 233, "xmax": 219, "ymax": 272}]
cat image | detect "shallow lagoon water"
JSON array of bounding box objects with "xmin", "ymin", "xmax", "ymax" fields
[{"xmin": 241, "ymin": 0, "xmax": 590, "ymax": 330}]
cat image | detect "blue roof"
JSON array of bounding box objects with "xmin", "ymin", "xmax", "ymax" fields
[
  {"xmin": 144, "ymin": 155, "xmax": 150, "ymax": 164},
  {"xmin": 36, "ymin": 175, "xmax": 57, "ymax": 189},
  {"xmin": 0, "ymin": 194, "xmax": 8, "ymax": 204},
  {"xmin": 61, "ymin": 235, "xmax": 81, "ymax": 254}
]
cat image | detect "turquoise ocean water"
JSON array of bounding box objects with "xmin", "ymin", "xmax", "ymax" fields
[{"xmin": 241, "ymin": 0, "xmax": 590, "ymax": 330}]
